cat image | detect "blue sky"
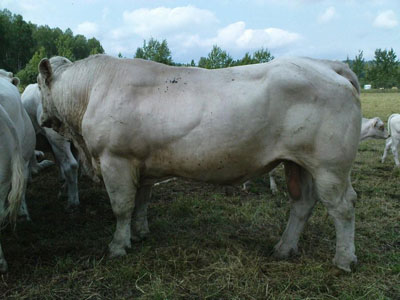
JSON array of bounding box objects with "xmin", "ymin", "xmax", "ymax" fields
[{"xmin": 1, "ymin": 0, "xmax": 399, "ymax": 63}]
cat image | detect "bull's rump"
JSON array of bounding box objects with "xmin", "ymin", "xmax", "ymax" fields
[{"xmin": 81, "ymin": 57, "xmax": 360, "ymax": 183}]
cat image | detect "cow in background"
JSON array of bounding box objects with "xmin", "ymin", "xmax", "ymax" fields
[
  {"xmin": 0, "ymin": 74, "xmax": 27, "ymax": 272},
  {"xmin": 360, "ymin": 117, "xmax": 388, "ymax": 141},
  {"xmin": 22, "ymin": 84, "xmax": 79, "ymax": 208},
  {"xmin": 381, "ymin": 114, "xmax": 400, "ymax": 166}
]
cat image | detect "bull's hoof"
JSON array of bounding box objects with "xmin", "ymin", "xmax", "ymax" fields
[
  {"xmin": 39, "ymin": 160, "xmax": 55, "ymax": 169},
  {"xmin": 332, "ymin": 254, "xmax": 358, "ymax": 272},
  {"xmin": 65, "ymin": 202, "xmax": 80, "ymax": 213},
  {"xmin": 17, "ymin": 214, "xmax": 31, "ymax": 222},
  {"xmin": 131, "ymin": 230, "xmax": 149, "ymax": 242},
  {"xmin": 35, "ymin": 150, "xmax": 45, "ymax": 160},
  {"xmin": 273, "ymin": 241, "xmax": 299, "ymax": 259},
  {"xmin": 108, "ymin": 244, "xmax": 128, "ymax": 258}
]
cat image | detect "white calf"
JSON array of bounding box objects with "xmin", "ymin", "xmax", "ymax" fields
[
  {"xmin": 360, "ymin": 117, "xmax": 388, "ymax": 141},
  {"xmin": 381, "ymin": 114, "xmax": 400, "ymax": 166},
  {"xmin": 22, "ymin": 84, "xmax": 79, "ymax": 208}
]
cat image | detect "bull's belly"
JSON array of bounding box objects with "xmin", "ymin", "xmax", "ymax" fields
[{"xmin": 142, "ymin": 149, "xmax": 279, "ymax": 185}]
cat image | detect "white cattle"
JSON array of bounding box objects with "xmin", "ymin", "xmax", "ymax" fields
[
  {"xmin": 0, "ymin": 77, "xmax": 26, "ymax": 272},
  {"xmin": 38, "ymin": 55, "xmax": 361, "ymax": 272},
  {"xmin": 0, "ymin": 70, "xmax": 39, "ymax": 220},
  {"xmin": 22, "ymin": 84, "xmax": 79, "ymax": 208},
  {"xmin": 360, "ymin": 117, "xmax": 388, "ymax": 141},
  {"xmin": 381, "ymin": 114, "xmax": 400, "ymax": 166}
]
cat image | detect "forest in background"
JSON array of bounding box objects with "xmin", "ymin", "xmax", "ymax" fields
[{"xmin": 1, "ymin": 8, "xmax": 399, "ymax": 89}]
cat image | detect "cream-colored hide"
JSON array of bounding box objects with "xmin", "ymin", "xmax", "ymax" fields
[
  {"xmin": 0, "ymin": 77, "xmax": 26, "ymax": 272},
  {"xmin": 382, "ymin": 114, "xmax": 400, "ymax": 166},
  {"xmin": 38, "ymin": 55, "xmax": 361, "ymax": 272},
  {"xmin": 0, "ymin": 71, "xmax": 36, "ymax": 221},
  {"xmin": 22, "ymin": 84, "xmax": 78, "ymax": 208},
  {"xmin": 258, "ymin": 116, "xmax": 388, "ymax": 194}
]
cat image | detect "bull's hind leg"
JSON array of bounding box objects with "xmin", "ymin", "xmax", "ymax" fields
[
  {"xmin": 381, "ymin": 138, "xmax": 392, "ymax": 163},
  {"xmin": 18, "ymin": 162, "xmax": 31, "ymax": 221},
  {"xmin": 390, "ymin": 137, "xmax": 400, "ymax": 166},
  {"xmin": 315, "ymin": 172, "xmax": 357, "ymax": 272},
  {"xmin": 274, "ymin": 162, "xmax": 317, "ymax": 258},
  {"xmin": 100, "ymin": 154, "xmax": 138, "ymax": 257},
  {"xmin": 132, "ymin": 185, "xmax": 152, "ymax": 242}
]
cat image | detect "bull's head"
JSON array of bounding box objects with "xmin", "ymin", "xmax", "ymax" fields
[
  {"xmin": 37, "ymin": 58, "xmax": 62, "ymax": 131},
  {"xmin": 0, "ymin": 69, "xmax": 20, "ymax": 86}
]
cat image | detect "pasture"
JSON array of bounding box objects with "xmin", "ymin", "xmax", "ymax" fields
[{"xmin": 0, "ymin": 92, "xmax": 399, "ymax": 299}]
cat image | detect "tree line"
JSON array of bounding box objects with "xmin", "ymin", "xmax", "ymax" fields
[
  {"xmin": 0, "ymin": 9, "xmax": 104, "ymax": 85},
  {"xmin": 1, "ymin": 8, "xmax": 399, "ymax": 89},
  {"xmin": 346, "ymin": 49, "xmax": 399, "ymax": 89}
]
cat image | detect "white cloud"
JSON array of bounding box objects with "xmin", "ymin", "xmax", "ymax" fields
[
  {"xmin": 318, "ymin": 6, "xmax": 336, "ymax": 23},
  {"xmin": 184, "ymin": 21, "xmax": 301, "ymax": 50},
  {"xmin": 112, "ymin": 6, "xmax": 218, "ymax": 39},
  {"xmin": 76, "ymin": 21, "xmax": 99, "ymax": 37},
  {"xmin": 107, "ymin": 5, "xmax": 300, "ymax": 60},
  {"xmin": 373, "ymin": 10, "xmax": 398, "ymax": 28}
]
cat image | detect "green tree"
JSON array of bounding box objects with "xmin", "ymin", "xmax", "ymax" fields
[
  {"xmin": 253, "ymin": 47, "xmax": 274, "ymax": 63},
  {"xmin": 0, "ymin": 9, "xmax": 35, "ymax": 73},
  {"xmin": 0, "ymin": 9, "xmax": 13, "ymax": 71},
  {"xmin": 367, "ymin": 48, "xmax": 399, "ymax": 88},
  {"xmin": 56, "ymin": 28, "xmax": 76, "ymax": 61},
  {"xmin": 235, "ymin": 52, "xmax": 254, "ymax": 66},
  {"xmin": 349, "ymin": 50, "xmax": 366, "ymax": 86},
  {"xmin": 32, "ymin": 25, "xmax": 62, "ymax": 57},
  {"xmin": 16, "ymin": 46, "xmax": 47, "ymax": 87},
  {"xmin": 198, "ymin": 45, "xmax": 233, "ymax": 69},
  {"xmin": 134, "ymin": 38, "xmax": 173, "ymax": 65},
  {"xmin": 87, "ymin": 38, "xmax": 104, "ymax": 55}
]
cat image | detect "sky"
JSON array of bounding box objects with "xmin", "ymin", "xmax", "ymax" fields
[{"xmin": 1, "ymin": 0, "xmax": 399, "ymax": 63}]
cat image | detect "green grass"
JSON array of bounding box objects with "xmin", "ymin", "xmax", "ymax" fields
[{"xmin": 0, "ymin": 92, "xmax": 399, "ymax": 299}]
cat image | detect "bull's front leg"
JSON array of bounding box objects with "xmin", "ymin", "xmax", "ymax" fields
[{"xmin": 100, "ymin": 154, "xmax": 138, "ymax": 257}]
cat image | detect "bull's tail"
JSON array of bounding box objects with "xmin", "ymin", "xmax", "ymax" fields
[
  {"xmin": 0, "ymin": 106, "xmax": 25, "ymax": 225},
  {"xmin": 7, "ymin": 148, "xmax": 25, "ymax": 224},
  {"xmin": 387, "ymin": 114, "xmax": 398, "ymax": 137}
]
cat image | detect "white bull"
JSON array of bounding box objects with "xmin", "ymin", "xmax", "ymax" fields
[
  {"xmin": 0, "ymin": 77, "xmax": 26, "ymax": 272},
  {"xmin": 0, "ymin": 70, "xmax": 39, "ymax": 220},
  {"xmin": 381, "ymin": 114, "xmax": 400, "ymax": 166},
  {"xmin": 38, "ymin": 55, "xmax": 361, "ymax": 272},
  {"xmin": 22, "ymin": 84, "xmax": 79, "ymax": 208}
]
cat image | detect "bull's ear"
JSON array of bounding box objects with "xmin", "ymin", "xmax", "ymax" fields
[
  {"xmin": 11, "ymin": 77, "xmax": 20, "ymax": 87},
  {"xmin": 39, "ymin": 58, "xmax": 52, "ymax": 86},
  {"xmin": 372, "ymin": 118, "xmax": 378, "ymax": 127}
]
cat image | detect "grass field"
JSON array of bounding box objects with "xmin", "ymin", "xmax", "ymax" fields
[{"xmin": 1, "ymin": 93, "xmax": 399, "ymax": 299}]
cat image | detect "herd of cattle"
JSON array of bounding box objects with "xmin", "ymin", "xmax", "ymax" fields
[{"xmin": 0, "ymin": 55, "xmax": 399, "ymax": 273}]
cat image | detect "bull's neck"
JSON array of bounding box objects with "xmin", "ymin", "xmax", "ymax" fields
[{"xmin": 53, "ymin": 66, "xmax": 94, "ymax": 135}]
